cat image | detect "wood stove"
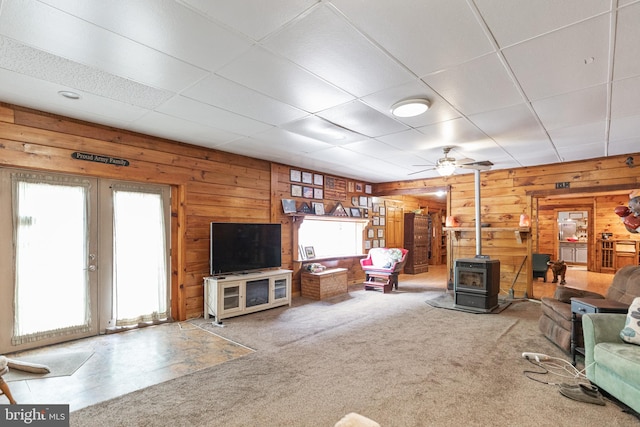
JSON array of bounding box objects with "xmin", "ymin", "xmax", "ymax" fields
[{"xmin": 454, "ymin": 258, "xmax": 500, "ymax": 312}]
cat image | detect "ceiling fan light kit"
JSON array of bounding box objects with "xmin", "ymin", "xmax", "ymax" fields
[{"xmin": 390, "ymin": 98, "xmax": 430, "ymax": 117}]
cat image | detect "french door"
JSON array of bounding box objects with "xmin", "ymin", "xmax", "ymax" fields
[{"xmin": 0, "ymin": 168, "xmax": 171, "ymax": 354}]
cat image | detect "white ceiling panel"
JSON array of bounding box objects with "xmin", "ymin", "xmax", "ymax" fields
[
  {"xmin": 178, "ymin": 0, "xmax": 318, "ymax": 41},
  {"xmin": 611, "ymin": 76, "xmax": 640, "ymax": 118},
  {"xmin": 330, "ymin": 0, "xmax": 495, "ymax": 76},
  {"xmin": 182, "ymin": 75, "xmax": 308, "ymax": 126},
  {"xmin": 0, "ymin": 0, "xmax": 208, "ymax": 92},
  {"xmin": 317, "ymin": 100, "xmax": 408, "ymax": 138},
  {"xmin": 156, "ymin": 96, "xmax": 273, "ymax": 135},
  {"xmin": 474, "ymin": 0, "xmax": 611, "ymax": 48},
  {"xmin": 216, "ymin": 46, "xmax": 354, "ymax": 113},
  {"xmin": 613, "ymin": 2, "xmax": 640, "ymax": 80},
  {"xmin": 129, "ymin": 112, "xmax": 242, "ymax": 149},
  {"xmin": 39, "ymin": 0, "xmax": 253, "ymax": 72},
  {"xmin": 264, "ymin": 5, "xmax": 414, "ymax": 97},
  {"xmin": 532, "ymin": 85, "xmax": 608, "ymax": 131},
  {"xmin": 422, "ymin": 54, "xmax": 523, "ymax": 116},
  {"xmin": 503, "ymin": 14, "xmax": 611, "ymax": 101},
  {"xmin": 0, "ymin": 1, "xmax": 637, "ymax": 183}
]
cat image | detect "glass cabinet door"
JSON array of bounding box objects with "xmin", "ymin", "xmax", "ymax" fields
[
  {"xmin": 222, "ymin": 284, "xmax": 241, "ymax": 311},
  {"xmin": 273, "ymin": 277, "xmax": 288, "ymax": 301}
]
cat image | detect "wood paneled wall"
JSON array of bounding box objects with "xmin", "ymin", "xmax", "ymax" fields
[
  {"xmin": 2, "ymin": 102, "xmax": 639, "ymax": 313},
  {"xmin": 375, "ymin": 158, "xmax": 640, "ymax": 297}
]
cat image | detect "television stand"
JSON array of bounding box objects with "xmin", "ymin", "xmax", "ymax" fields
[{"xmin": 204, "ymin": 269, "xmax": 292, "ymax": 323}]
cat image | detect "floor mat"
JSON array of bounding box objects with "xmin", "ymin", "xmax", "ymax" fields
[{"xmin": 425, "ymin": 292, "xmax": 512, "ymax": 314}]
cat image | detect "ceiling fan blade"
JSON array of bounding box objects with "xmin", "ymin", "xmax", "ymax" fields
[
  {"xmin": 457, "ymin": 160, "xmax": 493, "ymax": 171},
  {"xmin": 408, "ymin": 167, "xmax": 436, "ymax": 176},
  {"xmin": 454, "ymin": 157, "xmax": 476, "ymax": 165}
]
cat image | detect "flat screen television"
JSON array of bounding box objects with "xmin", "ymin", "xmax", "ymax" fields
[{"xmin": 210, "ymin": 222, "xmax": 282, "ymax": 275}]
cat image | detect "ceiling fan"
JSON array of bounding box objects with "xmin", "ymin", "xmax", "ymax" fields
[{"xmin": 410, "ymin": 147, "xmax": 494, "ymax": 176}]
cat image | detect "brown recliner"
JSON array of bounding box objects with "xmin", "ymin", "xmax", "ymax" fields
[{"xmin": 538, "ymin": 265, "xmax": 640, "ymax": 353}]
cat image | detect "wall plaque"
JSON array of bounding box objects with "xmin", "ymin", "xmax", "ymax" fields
[
  {"xmin": 324, "ymin": 176, "xmax": 347, "ymax": 200},
  {"xmin": 72, "ymin": 152, "xmax": 129, "ymax": 166}
]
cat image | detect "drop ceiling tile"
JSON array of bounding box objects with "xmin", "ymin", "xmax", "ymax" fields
[
  {"xmin": 611, "ymin": 76, "xmax": 640, "ymax": 119},
  {"xmin": 0, "ymin": 0, "xmax": 207, "ymax": 92},
  {"xmin": 317, "ymin": 100, "xmax": 408, "ymax": 138},
  {"xmin": 557, "ymin": 142, "xmax": 606, "ymax": 161},
  {"xmin": 474, "ymin": 0, "xmax": 611, "ymax": 48},
  {"xmin": 342, "ymin": 139, "xmax": 425, "ymax": 168},
  {"xmin": 156, "ymin": 96, "xmax": 273, "ymax": 136},
  {"xmin": 183, "ymin": 75, "xmax": 308, "ymax": 125},
  {"xmin": 0, "ymin": 68, "xmax": 150, "ymax": 126},
  {"xmin": 281, "ymin": 116, "xmax": 367, "ymax": 144},
  {"xmin": 130, "ymin": 112, "xmax": 241, "ymax": 148},
  {"xmin": 422, "ymin": 54, "xmax": 523, "ymax": 116},
  {"xmin": 610, "ymin": 115, "xmax": 640, "ymax": 142},
  {"xmin": 415, "ymin": 118, "xmax": 490, "ymax": 146},
  {"xmin": 613, "ymin": 2, "xmax": 640, "ymax": 80},
  {"xmin": 547, "ymin": 121, "xmax": 606, "ymax": 147},
  {"xmin": 250, "ymin": 128, "xmax": 335, "ymax": 154},
  {"xmin": 331, "ymin": 0, "xmax": 494, "ymax": 76},
  {"xmin": 608, "ymin": 137, "xmax": 640, "ymax": 156},
  {"xmin": 39, "ymin": 0, "xmax": 252, "ymax": 71},
  {"xmin": 532, "ymin": 85, "xmax": 607, "ymax": 130},
  {"xmin": 377, "ymin": 129, "xmax": 440, "ymax": 153},
  {"xmin": 217, "ymin": 46, "xmax": 354, "ymax": 112},
  {"xmin": 361, "ymin": 80, "xmax": 461, "ymax": 128},
  {"xmin": 178, "ymin": 0, "xmax": 317, "ymax": 41},
  {"xmin": 468, "ymin": 103, "xmax": 546, "ymax": 141},
  {"xmin": 511, "ymin": 150, "xmax": 562, "ymax": 166},
  {"xmin": 502, "ymin": 14, "xmax": 610, "ymax": 100},
  {"xmin": 264, "ymin": 5, "xmax": 414, "ymax": 97}
]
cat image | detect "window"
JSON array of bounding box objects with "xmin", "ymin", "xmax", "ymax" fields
[{"xmin": 298, "ymin": 219, "xmax": 365, "ymax": 259}]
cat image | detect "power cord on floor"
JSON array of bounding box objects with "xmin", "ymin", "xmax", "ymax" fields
[{"xmin": 522, "ymin": 354, "xmax": 605, "ymax": 405}]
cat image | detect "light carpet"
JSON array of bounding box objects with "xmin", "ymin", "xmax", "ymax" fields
[
  {"xmin": 70, "ymin": 286, "xmax": 639, "ymax": 426},
  {"xmin": 4, "ymin": 351, "xmax": 93, "ymax": 381}
]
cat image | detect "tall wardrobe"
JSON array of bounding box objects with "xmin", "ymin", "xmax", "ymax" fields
[{"xmin": 403, "ymin": 213, "xmax": 432, "ymax": 274}]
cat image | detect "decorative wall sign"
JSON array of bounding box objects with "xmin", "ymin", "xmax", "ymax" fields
[
  {"xmin": 72, "ymin": 152, "xmax": 129, "ymax": 166},
  {"xmin": 324, "ymin": 176, "xmax": 347, "ymax": 200}
]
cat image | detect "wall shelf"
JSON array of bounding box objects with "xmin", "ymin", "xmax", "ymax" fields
[
  {"xmin": 444, "ymin": 227, "xmax": 531, "ymax": 244},
  {"xmin": 286, "ymin": 213, "xmax": 369, "ymax": 224}
]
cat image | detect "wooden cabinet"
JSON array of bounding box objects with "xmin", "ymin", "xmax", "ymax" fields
[
  {"xmin": 204, "ymin": 269, "xmax": 292, "ymax": 324},
  {"xmin": 597, "ymin": 239, "xmax": 639, "ymax": 272},
  {"xmin": 403, "ymin": 213, "xmax": 431, "ymax": 274}
]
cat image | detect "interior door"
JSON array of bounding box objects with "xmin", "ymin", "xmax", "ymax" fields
[
  {"xmin": 0, "ymin": 169, "xmax": 99, "ymax": 354},
  {"xmin": 385, "ymin": 202, "xmax": 404, "ymax": 249}
]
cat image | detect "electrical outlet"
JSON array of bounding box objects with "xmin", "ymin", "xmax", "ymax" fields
[{"xmin": 555, "ymin": 182, "xmax": 570, "ymax": 189}]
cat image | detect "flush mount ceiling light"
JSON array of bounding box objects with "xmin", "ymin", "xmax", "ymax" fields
[
  {"xmin": 58, "ymin": 90, "xmax": 80, "ymax": 100},
  {"xmin": 390, "ymin": 98, "xmax": 430, "ymax": 117}
]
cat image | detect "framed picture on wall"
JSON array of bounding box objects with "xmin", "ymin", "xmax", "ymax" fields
[
  {"xmin": 314, "ymin": 174, "xmax": 324, "ymax": 186},
  {"xmin": 312, "ymin": 202, "xmax": 325, "ymax": 215},
  {"xmin": 377, "ymin": 229, "xmax": 384, "ymax": 238},
  {"xmin": 303, "ymin": 186, "xmax": 313, "ymax": 198},
  {"xmin": 314, "ymin": 188, "xmax": 323, "ymax": 199},
  {"xmin": 302, "ymin": 171, "xmax": 313, "ymax": 184},
  {"xmin": 291, "ymin": 184, "xmax": 302, "ymax": 197},
  {"xmin": 368, "ymin": 229, "xmax": 374, "ymax": 238},
  {"xmin": 350, "ymin": 208, "xmax": 361, "ymax": 217},
  {"xmin": 290, "ymin": 169, "xmax": 301, "ymax": 182},
  {"xmin": 365, "ymin": 184, "xmax": 372, "ymax": 194}
]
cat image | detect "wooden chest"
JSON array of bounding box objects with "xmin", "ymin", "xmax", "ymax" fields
[{"xmin": 301, "ymin": 268, "xmax": 348, "ymax": 300}]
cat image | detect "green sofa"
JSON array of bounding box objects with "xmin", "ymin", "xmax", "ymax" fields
[{"xmin": 582, "ymin": 313, "xmax": 640, "ymax": 414}]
